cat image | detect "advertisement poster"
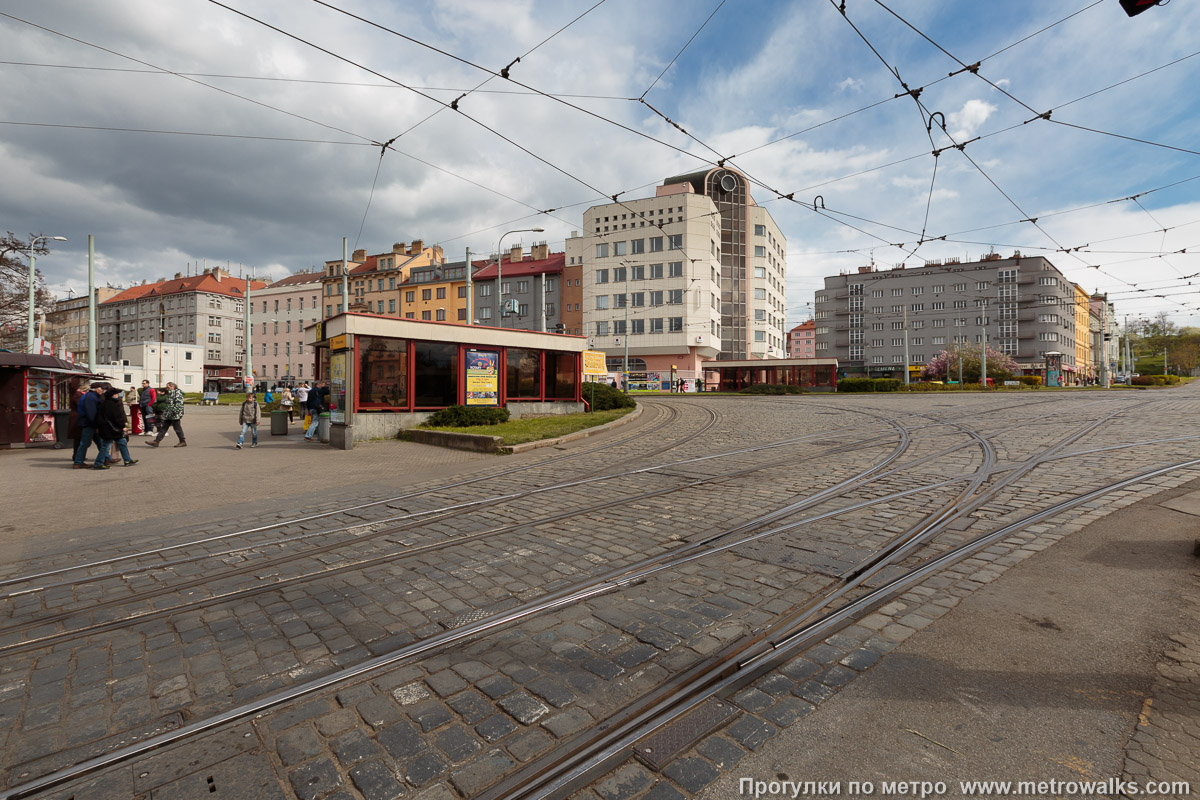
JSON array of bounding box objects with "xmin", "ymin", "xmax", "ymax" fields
[
  {"xmin": 25, "ymin": 413, "xmax": 55, "ymax": 444},
  {"xmin": 329, "ymin": 352, "xmax": 346, "ymax": 423},
  {"xmin": 466, "ymin": 350, "xmax": 499, "ymax": 406},
  {"xmin": 25, "ymin": 377, "xmax": 52, "ymax": 411}
]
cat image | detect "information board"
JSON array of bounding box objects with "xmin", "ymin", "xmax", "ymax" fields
[{"xmin": 329, "ymin": 352, "xmax": 347, "ymax": 423}]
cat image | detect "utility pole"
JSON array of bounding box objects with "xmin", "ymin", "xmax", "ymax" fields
[
  {"xmin": 623, "ymin": 264, "xmax": 630, "ymax": 393},
  {"xmin": 87, "ymin": 235, "xmax": 96, "ymax": 368},
  {"xmin": 1125, "ymin": 315, "xmax": 1132, "ymax": 383},
  {"xmin": 980, "ymin": 327, "xmax": 987, "ymax": 388},
  {"xmin": 341, "ymin": 237, "xmax": 349, "ymax": 316},
  {"xmin": 1100, "ymin": 298, "xmax": 1109, "ymax": 389},
  {"xmin": 1163, "ymin": 348, "xmax": 1168, "ymax": 376},
  {"xmin": 465, "ymin": 247, "xmax": 473, "ymax": 325},
  {"xmin": 957, "ymin": 345, "xmax": 963, "ymax": 385},
  {"xmin": 244, "ymin": 277, "xmax": 252, "ymax": 390},
  {"xmin": 902, "ymin": 305, "xmax": 910, "ymax": 385}
]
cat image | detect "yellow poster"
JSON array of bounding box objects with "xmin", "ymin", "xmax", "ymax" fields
[{"xmin": 582, "ymin": 350, "xmax": 607, "ymax": 376}]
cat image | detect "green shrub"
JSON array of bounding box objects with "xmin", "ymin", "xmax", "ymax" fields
[
  {"xmin": 837, "ymin": 378, "xmax": 875, "ymax": 393},
  {"xmin": 423, "ymin": 405, "xmax": 511, "ymax": 427},
  {"xmin": 873, "ymin": 378, "xmax": 902, "ymax": 392},
  {"xmin": 1019, "ymin": 376, "xmax": 1042, "ymax": 386},
  {"xmin": 582, "ymin": 381, "xmax": 637, "ymax": 411}
]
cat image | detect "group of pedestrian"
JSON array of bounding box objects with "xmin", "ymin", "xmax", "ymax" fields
[{"xmin": 71, "ymin": 381, "xmax": 139, "ymax": 470}]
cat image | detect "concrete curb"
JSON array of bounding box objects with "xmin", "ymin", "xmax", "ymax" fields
[
  {"xmin": 505, "ymin": 404, "xmax": 643, "ymax": 454},
  {"xmin": 398, "ymin": 405, "xmax": 643, "ymax": 454}
]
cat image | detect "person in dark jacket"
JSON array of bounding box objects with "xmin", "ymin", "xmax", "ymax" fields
[
  {"xmin": 73, "ymin": 382, "xmax": 106, "ymax": 468},
  {"xmin": 139, "ymin": 380, "xmax": 157, "ymax": 435},
  {"xmin": 94, "ymin": 387, "xmax": 138, "ymax": 469},
  {"xmin": 303, "ymin": 381, "xmax": 327, "ymax": 441}
]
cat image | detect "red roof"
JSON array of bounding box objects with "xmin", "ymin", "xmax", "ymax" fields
[
  {"xmin": 104, "ymin": 273, "xmax": 268, "ymax": 304},
  {"xmin": 471, "ymin": 252, "xmax": 565, "ymax": 280}
]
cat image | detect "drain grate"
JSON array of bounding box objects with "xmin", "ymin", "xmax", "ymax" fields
[
  {"xmin": 632, "ymin": 698, "xmax": 740, "ymax": 771},
  {"xmin": 444, "ymin": 598, "xmax": 521, "ymax": 630}
]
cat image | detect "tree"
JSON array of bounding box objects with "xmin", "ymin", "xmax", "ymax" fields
[
  {"xmin": 921, "ymin": 343, "xmax": 1019, "ymax": 382},
  {"xmin": 0, "ymin": 232, "xmax": 56, "ymax": 351}
]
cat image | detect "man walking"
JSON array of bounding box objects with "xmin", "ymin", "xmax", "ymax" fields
[
  {"xmin": 147, "ymin": 381, "xmax": 186, "ymax": 447},
  {"xmin": 139, "ymin": 380, "xmax": 157, "ymax": 435},
  {"xmin": 72, "ymin": 382, "xmax": 105, "ymax": 469},
  {"xmin": 236, "ymin": 393, "xmax": 260, "ymax": 449},
  {"xmin": 303, "ymin": 381, "xmax": 326, "ymax": 441}
]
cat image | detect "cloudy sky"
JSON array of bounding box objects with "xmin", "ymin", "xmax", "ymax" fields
[{"xmin": 2, "ymin": 0, "xmax": 1199, "ymax": 328}]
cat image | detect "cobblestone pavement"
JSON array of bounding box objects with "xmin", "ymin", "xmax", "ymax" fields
[{"xmin": 0, "ymin": 388, "xmax": 1197, "ymax": 799}]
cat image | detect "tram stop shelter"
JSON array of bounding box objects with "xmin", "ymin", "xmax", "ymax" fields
[
  {"xmin": 702, "ymin": 358, "xmax": 838, "ymax": 393},
  {"xmin": 306, "ymin": 313, "xmax": 588, "ymax": 449}
]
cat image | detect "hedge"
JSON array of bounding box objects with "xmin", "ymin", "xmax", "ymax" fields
[
  {"xmin": 582, "ymin": 381, "xmax": 638, "ymax": 411},
  {"xmin": 1019, "ymin": 376, "xmax": 1042, "ymax": 386},
  {"xmin": 1131, "ymin": 375, "xmax": 1180, "ymax": 386},
  {"xmin": 837, "ymin": 378, "xmax": 902, "ymax": 393},
  {"xmin": 423, "ymin": 405, "xmax": 511, "ymax": 427}
]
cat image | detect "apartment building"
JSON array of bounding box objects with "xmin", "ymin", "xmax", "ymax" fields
[
  {"xmin": 814, "ymin": 253, "xmax": 1090, "ymax": 381},
  {"xmin": 43, "ymin": 287, "xmax": 120, "ymax": 363},
  {"xmin": 248, "ymin": 272, "xmax": 324, "ymax": 385},
  {"xmin": 468, "ymin": 244, "xmax": 565, "ymax": 332},
  {"xmin": 319, "ymin": 241, "xmax": 445, "ymax": 319},
  {"xmin": 568, "ymin": 168, "xmax": 787, "ymax": 376},
  {"xmin": 787, "ymin": 320, "xmax": 816, "ymax": 359},
  {"xmin": 98, "ymin": 268, "xmax": 267, "ymax": 390},
  {"xmin": 1090, "ymin": 293, "xmax": 1118, "ymax": 379}
]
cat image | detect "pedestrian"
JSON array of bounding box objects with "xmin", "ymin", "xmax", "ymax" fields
[
  {"xmin": 236, "ymin": 393, "xmax": 260, "ymax": 449},
  {"xmin": 610, "ymin": 377, "xmax": 617, "ymax": 389},
  {"xmin": 67, "ymin": 382, "xmax": 89, "ymax": 467},
  {"xmin": 94, "ymin": 387, "xmax": 139, "ymax": 469},
  {"xmin": 147, "ymin": 381, "xmax": 186, "ymax": 447},
  {"xmin": 303, "ymin": 381, "xmax": 326, "ymax": 441},
  {"xmin": 73, "ymin": 382, "xmax": 109, "ymax": 469},
  {"xmin": 125, "ymin": 385, "xmax": 143, "ymax": 435},
  {"xmin": 139, "ymin": 380, "xmax": 157, "ymax": 435},
  {"xmin": 280, "ymin": 387, "xmax": 295, "ymax": 422},
  {"xmin": 296, "ymin": 382, "xmax": 310, "ymax": 426}
]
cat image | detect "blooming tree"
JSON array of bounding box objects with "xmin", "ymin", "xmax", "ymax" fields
[{"xmin": 921, "ymin": 343, "xmax": 1019, "ymax": 381}]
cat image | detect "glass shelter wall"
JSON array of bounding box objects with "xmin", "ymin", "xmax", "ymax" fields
[
  {"xmin": 414, "ymin": 342, "xmax": 458, "ymax": 408},
  {"xmin": 358, "ymin": 336, "xmax": 407, "ymax": 408}
]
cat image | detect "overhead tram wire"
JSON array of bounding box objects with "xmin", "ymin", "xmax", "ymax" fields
[
  {"xmin": 828, "ymin": 0, "xmax": 1200, "ymax": 316},
  {"xmin": 0, "ymin": 11, "xmax": 375, "ymax": 146},
  {"xmin": 0, "ymin": 120, "xmax": 372, "ymax": 146},
  {"xmin": 205, "ymin": 0, "xmax": 730, "ymax": 241},
  {"xmin": 639, "ymin": 0, "xmax": 728, "ymax": 99},
  {"xmin": 0, "ymin": 60, "xmax": 635, "ymax": 99},
  {"xmin": 736, "ymin": 0, "xmax": 1104, "ymax": 159},
  {"xmin": 344, "ymin": 0, "xmax": 610, "ymax": 248}
]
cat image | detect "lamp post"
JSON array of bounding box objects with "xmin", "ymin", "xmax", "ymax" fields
[
  {"xmin": 27, "ymin": 234, "xmax": 67, "ymax": 351},
  {"xmin": 495, "ymin": 228, "xmax": 543, "ymax": 328}
]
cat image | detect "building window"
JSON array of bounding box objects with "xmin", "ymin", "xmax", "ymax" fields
[
  {"xmin": 422, "ymin": 289, "xmax": 432, "ymax": 301},
  {"xmin": 668, "ymin": 234, "xmax": 682, "ymax": 249},
  {"xmin": 613, "ymin": 241, "xmax": 627, "ymax": 256},
  {"xmin": 477, "ymin": 285, "xmax": 492, "ymax": 297},
  {"xmin": 668, "ymin": 262, "xmax": 683, "ymax": 277},
  {"xmin": 668, "ymin": 317, "xmax": 683, "ymax": 332},
  {"xmin": 596, "ymin": 243, "xmax": 609, "ymax": 258},
  {"xmin": 596, "ymin": 269, "xmax": 609, "ymax": 284},
  {"xmin": 631, "ymin": 239, "xmax": 645, "ymax": 254},
  {"xmin": 436, "ymin": 309, "xmax": 446, "ymax": 321},
  {"xmin": 668, "ymin": 289, "xmax": 683, "ymax": 304},
  {"xmin": 436, "ymin": 287, "xmax": 446, "ymax": 299}
]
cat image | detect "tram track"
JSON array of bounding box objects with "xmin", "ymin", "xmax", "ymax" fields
[{"xmin": 2, "ymin": 389, "xmax": 1193, "ymax": 800}]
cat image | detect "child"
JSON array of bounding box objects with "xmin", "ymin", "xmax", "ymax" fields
[{"xmin": 236, "ymin": 393, "xmax": 260, "ymax": 449}]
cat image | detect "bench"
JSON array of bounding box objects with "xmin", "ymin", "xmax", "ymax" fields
[{"xmin": 202, "ymin": 391, "xmax": 220, "ymax": 406}]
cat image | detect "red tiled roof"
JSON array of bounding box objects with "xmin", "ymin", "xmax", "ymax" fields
[
  {"xmin": 470, "ymin": 252, "xmax": 565, "ymax": 280},
  {"xmin": 103, "ymin": 274, "xmax": 268, "ymax": 304}
]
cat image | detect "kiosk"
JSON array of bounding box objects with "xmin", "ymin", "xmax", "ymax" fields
[{"xmin": 305, "ymin": 314, "xmax": 588, "ymax": 449}]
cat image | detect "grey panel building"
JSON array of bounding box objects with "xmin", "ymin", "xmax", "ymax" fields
[{"xmin": 814, "ymin": 253, "xmax": 1085, "ymax": 380}]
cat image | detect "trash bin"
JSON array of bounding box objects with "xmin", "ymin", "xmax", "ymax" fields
[
  {"xmin": 317, "ymin": 412, "xmax": 331, "ymax": 443},
  {"xmin": 52, "ymin": 410, "xmax": 71, "ymax": 449},
  {"xmin": 270, "ymin": 410, "xmax": 288, "ymax": 436}
]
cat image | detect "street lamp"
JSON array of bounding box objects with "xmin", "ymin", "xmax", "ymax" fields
[
  {"xmin": 27, "ymin": 234, "xmax": 67, "ymax": 351},
  {"xmin": 496, "ymin": 228, "xmax": 544, "ymax": 328}
]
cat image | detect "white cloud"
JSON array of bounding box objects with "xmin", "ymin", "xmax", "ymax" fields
[
  {"xmin": 837, "ymin": 77, "xmax": 864, "ymax": 93},
  {"xmin": 947, "ymin": 99, "xmax": 998, "ymax": 141}
]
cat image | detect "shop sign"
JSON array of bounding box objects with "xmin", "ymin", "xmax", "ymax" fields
[
  {"xmin": 465, "ymin": 349, "xmax": 499, "ymax": 406},
  {"xmin": 329, "ymin": 334, "xmax": 348, "ymax": 351}
]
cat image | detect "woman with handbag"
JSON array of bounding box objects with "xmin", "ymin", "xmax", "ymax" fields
[
  {"xmin": 281, "ymin": 387, "xmax": 295, "ymax": 423},
  {"xmin": 95, "ymin": 387, "xmax": 139, "ymax": 468}
]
